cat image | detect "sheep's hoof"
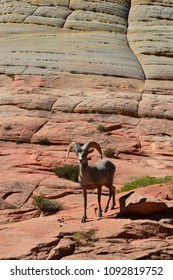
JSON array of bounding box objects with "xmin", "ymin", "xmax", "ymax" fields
[
  {"xmin": 111, "ymin": 204, "xmax": 115, "ymax": 210},
  {"xmin": 104, "ymin": 207, "xmax": 108, "ymax": 213},
  {"xmin": 81, "ymin": 216, "xmax": 87, "ymax": 223},
  {"xmin": 98, "ymin": 211, "xmax": 102, "ymax": 218}
]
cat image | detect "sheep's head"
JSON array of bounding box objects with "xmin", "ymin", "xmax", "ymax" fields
[{"xmin": 66, "ymin": 141, "xmax": 103, "ymax": 164}]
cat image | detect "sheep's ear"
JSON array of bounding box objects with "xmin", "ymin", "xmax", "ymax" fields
[{"xmin": 87, "ymin": 148, "xmax": 94, "ymax": 155}]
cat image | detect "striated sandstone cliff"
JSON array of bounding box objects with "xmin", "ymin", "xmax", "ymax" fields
[
  {"xmin": 0, "ymin": 0, "xmax": 172, "ymax": 80},
  {"xmin": 0, "ymin": 0, "xmax": 172, "ymax": 119},
  {"xmin": 0, "ymin": 0, "xmax": 144, "ymax": 79},
  {"xmin": 128, "ymin": 0, "xmax": 173, "ymax": 80}
]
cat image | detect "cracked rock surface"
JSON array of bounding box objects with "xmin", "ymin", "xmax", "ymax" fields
[{"xmin": 0, "ymin": 75, "xmax": 173, "ymax": 259}]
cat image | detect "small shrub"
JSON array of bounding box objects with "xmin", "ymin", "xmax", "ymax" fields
[
  {"xmin": 104, "ymin": 147, "xmax": 116, "ymax": 158},
  {"xmin": 51, "ymin": 109, "xmax": 55, "ymax": 114},
  {"xmin": 120, "ymin": 175, "xmax": 173, "ymax": 193},
  {"xmin": 4, "ymin": 125, "xmax": 12, "ymax": 131},
  {"xmin": 32, "ymin": 193, "xmax": 63, "ymax": 214},
  {"xmin": 7, "ymin": 204, "xmax": 17, "ymax": 210},
  {"xmin": 97, "ymin": 124, "xmax": 107, "ymax": 132},
  {"xmin": 53, "ymin": 165, "xmax": 79, "ymax": 182},
  {"xmin": 87, "ymin": 118, "xmax": 95, "ymax": 123},
  {"xmin": 38, "ymin": 137, "xmax": 50, "ymax": 145},
  {"xmin": 15, "ymin": 139, "xmax": 22, "ymax": 144},
  {"xmin": 72, "ymin": 229, "xmax": 97, "ymax": 247}
]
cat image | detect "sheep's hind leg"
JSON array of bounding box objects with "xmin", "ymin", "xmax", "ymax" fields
[
  {"xmin": 97, "ymin": 186, "xmax": 102, "ymax": 219},
  {"xmin": 104, "ymin": 186, "xmax": 112, "ymax": 213},
  {"xmin": 111, "ymin": 186, "xmax": 116, "ymax": 210},
  {"xmin": 81, "ymin": 189, "xmax": 87, "ymax": 223}
]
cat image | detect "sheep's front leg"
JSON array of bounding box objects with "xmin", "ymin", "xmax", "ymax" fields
[
  {"xmin": 97, "ymin": 186, "xmax": 102, "ymax": 219},
  {"xmin": 81, "ymin": 189, "xmax": 87, "ymax": 223}
]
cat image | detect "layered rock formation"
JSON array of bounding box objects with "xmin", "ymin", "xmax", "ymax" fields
[
  {"xmin": 128, "ymin": 0, "xmax": 173, "ymax": 119},
  {"xmin": 0, "ymin": 0, "xmax": 172, "ymax": 118},
  {"xmin": 128, "ymin": 0, "xmax": 173, "ymax": 80},
  {"xmin": 0, "ymin": 0, "xmax": 172, "ymax": 80},
  {"xmin": 0, "ymin": 0, "xmax": 144, "ymax": 79},
  {"xmin": 0, "ymin": 0, "xmax": 173, "ymax": 260}
]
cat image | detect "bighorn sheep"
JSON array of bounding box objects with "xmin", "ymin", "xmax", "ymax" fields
[{"xmin": 66, "ymin": 141, "xmax": 116, "ymax": 222}]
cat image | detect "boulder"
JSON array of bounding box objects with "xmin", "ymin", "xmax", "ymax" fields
[
  {"xmin": 0, "ymin": 116, "xmax": 47, "ymax": 143},
  {"xmin": 119, "ymin": 191, "xmax": 169, "ymax": 217},
  {"xmin": 48, "ymin": 237, "xmax": 76, "ymax": 260}
]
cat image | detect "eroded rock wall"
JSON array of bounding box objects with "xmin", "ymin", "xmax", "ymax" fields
[
  {"xmin": 0, "ymin": 0, "xmax": 172, "ymax": 119},
  {"xmin": 0, "ymin": 0, "xmax": 143, "ymax": 79},
  {"xmin": 128, "ymin": 0, "xmax": 173, "ymax": 80},
  {"xmin": 128, "ymin": 0, "xmax": 173, "ymax": 119}
]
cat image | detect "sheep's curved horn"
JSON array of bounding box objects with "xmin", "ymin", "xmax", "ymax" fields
[
  {"xmin": 82, "ymin": 141, "xmax": 103, "ymax": 159},
  {"xmin": 65, "ymin": 142, "xmax": 81, "ymax": 160}
]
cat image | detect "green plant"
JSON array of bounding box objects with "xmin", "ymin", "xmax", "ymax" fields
[
  {"xmin": 72, "ymin": 229, "xmax": 97, "ymax": 247},
  {"xmin": 87, "ymin": 118, "xmax": 95, "ymax": 123},
  {"xmin": 119, "ymin": 175, "xmax": 173, "ymax": 193},
  {"xmin": 97, "ymin": 124, "xmax": 107, "ymax": 132},
  {"xmin": 3, "ymin": 219, "xmax": 14, "ymax": 224},
  {"xmin": 15, "ymin": 139, "xmax": 22, "ymax": 144},
  {"xmin": 32, "ymin": 193, "xmax": 63, "ymax": 214},
  {"xmin": 38, "ymin": 137, "xmax": 50, "ymax": 145},
  {"xmin": 53, "ymin": 165, "xmax": 79, "ymax": 182},
  {"xmin": 4, "ymin": 125, "xmax": 12, "ymax": 131},
  {"xmin": 104, "ymin": 147, "xmax": 116, "ymax": 158},
  {"xmin": 6, "ymin": 204, "xmax": 17, "ymax": 210},
  {"xmin": 51, "ymin": 109, "xmax": 56, "ymax": 114}
]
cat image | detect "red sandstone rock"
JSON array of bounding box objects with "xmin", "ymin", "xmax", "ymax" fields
[
  {"xmin": 0, "ymin": 73, "xmax": 173, "ymax": 259},
  {"xmin": 119, "ymin": 192, "xmax": 169, "ymax": 217}
]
